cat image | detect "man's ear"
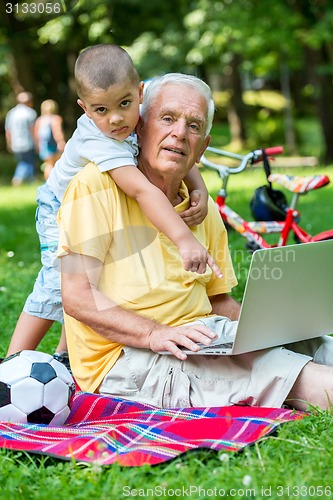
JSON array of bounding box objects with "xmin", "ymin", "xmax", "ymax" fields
[
  {"xmin": 135, "ymin": 116, "xmax": 144, "ymax": 146},
  {"xmin": 139, "ymin": 81, "xmax": 144, "ymax": 104},
  {"xmin": 77, "ymin": 99, "xmax": 89, "ymax": 116},
  {"xmin": 195, "ymin": 134, "xmax": 211, "ymax": 164}
]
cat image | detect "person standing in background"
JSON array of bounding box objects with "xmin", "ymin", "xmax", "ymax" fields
[
  {"xmin": 35, "ymin": 99, "xmax": 66, "ymax": 180},
  {"xmin": 5, "ymin": 91, "xmax": 37, "ymax": 185}
]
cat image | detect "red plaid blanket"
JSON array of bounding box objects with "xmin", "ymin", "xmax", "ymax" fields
[{"xmin": 0, "ymin": 392, "xmax": 304, "ymax": 466}]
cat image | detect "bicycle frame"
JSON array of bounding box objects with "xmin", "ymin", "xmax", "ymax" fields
[{"xmin": 202, "ymin": 147, "xmax": 333, "ymax": 249}]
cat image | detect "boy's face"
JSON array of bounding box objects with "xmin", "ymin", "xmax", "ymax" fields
[{"xmin": 78, "ymin": 80, "xmax": 143, "ymax": 141}]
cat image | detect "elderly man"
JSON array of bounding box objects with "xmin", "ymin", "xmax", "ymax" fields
[{"xmin": 58, "ymin": 73, "xmax": 333, "ymax": 411}]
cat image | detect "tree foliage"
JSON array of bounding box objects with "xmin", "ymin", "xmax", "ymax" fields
[{"xmin": 1, "ymin": 0, "xmax": 333, "ymax": 160}]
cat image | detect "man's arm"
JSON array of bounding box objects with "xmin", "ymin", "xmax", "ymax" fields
[
  {"xmin": 61, "ymin": 252, "xmax": 218, "ymax": 360},
  {"xmin": 209, "ymin": 293, "xmax": 241, "ymax": 321},
  {"xmin": 5, "ymin": 130, "xmax": 12, "ymax": 152}
]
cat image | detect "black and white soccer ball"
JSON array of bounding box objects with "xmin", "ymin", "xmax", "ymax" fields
[{"xmin": 0, "ymin": 350, "xmax": 76, "ymax": 425}]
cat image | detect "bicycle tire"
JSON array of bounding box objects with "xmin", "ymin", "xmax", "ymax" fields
[
  {"xmin": 294, "ymin": 235, "xmax": 333, "ymax": 244},
  {"xmin": 316, "ymin": 236, "xmax": 333, "ymax": 241}
]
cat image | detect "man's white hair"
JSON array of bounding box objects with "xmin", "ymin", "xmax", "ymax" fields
[{"xmin": 141, "ymin": 73, "xmax": 215, "ymax": 136}]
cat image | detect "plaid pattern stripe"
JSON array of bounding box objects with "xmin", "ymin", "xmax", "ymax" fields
[{"xmin": 0, "ymin": 392, "xmax": 304, "ymax": 466}]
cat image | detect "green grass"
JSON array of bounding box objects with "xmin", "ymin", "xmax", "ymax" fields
[
  {"xmin": 1, "ymin": 161, "xmax": 333, "ymax": 498},
  {"xmin": 0, "ymin": 183, "xmax": 62, "ymax": 357}
]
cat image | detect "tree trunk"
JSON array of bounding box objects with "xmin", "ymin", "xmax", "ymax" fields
[
  {"xmin": 305, "ymin": 46, "xmax": 333, "ymax": 164},
  {"xmin": 227, "ymin": 53, "xmax": 247, "ymax": 148},
  {"xmin": 280, "ymin": 60, "xmax": 296, "ymax": 155},
  {"xmin": 9, "ymin": 34, "xmax": 36, "ymax": 94}
]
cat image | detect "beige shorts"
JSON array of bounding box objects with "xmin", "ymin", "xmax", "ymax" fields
[
  {"xmin": 99, "ymin": 316, "xmax": 333, "ymax": 408},
  {"xmin": 99, "ymin": 317, "xmax": 333, "ymax": 408}
]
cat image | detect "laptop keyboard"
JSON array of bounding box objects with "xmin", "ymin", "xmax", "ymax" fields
[{"xmin": 199, "ymin": 341, "xmax": 234, "ymax": 350}]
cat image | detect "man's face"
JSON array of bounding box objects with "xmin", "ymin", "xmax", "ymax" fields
[{"xmin": 137, "ymin": 83, "xmax": 210, "ymax": 178}]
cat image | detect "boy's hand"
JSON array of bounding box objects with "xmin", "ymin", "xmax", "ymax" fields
[
  {"xmin": 179, "ymin": 236, "xmax": 223, "ymax": 278},
  {"xmin": 180, "ymin": 190, "xmax": 208, "ymax": 226}
]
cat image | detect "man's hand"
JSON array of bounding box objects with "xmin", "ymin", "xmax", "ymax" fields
[
  {"xmin": 180, "ymin": 189, "xmax": 208, "ymax": 226},
  {"xmin": 148, "ymin": 323, "xmax": 217, "ymax": 360}
]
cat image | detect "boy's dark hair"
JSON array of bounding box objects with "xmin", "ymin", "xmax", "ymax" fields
[{"xmin": 75, "ymin": 44, "xmax": 139, "ymax": 99}]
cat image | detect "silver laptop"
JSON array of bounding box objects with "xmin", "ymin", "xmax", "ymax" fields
[{"xmin": 178, "ymin": 240, "xmax": 333, "ymax": 355}]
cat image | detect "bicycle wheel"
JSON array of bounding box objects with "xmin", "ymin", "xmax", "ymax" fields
[
  {"xmin": 316, "ymin": 236, "xmax": 333, "ymax": 241},
  {"xmin": 295, "ymin": 235, "xmax": 333, "ymax": 244}
]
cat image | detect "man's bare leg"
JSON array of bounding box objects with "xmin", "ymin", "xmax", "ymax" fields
[
  {"xmin": 6, "ymin": 312, "xmax": 54, "ymax": 356},
  {"xmin": 287, "ymin": 361, "xmax": 333, "ymax": 411}
]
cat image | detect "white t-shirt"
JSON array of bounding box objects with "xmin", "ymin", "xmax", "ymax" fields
[
  {"xmin": 47, "ymin": 113, "xmax": 138, "ymax": 201},
  {"xmin": 5, "ymin": 104, "xmax": 37, "ymax": 153}
]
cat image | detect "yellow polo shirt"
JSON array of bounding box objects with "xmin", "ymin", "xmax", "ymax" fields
[{"xmin": 58, "ymin": 162, "xmax": 237, "ymax": 392}]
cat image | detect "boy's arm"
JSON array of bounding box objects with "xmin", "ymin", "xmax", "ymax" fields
[
  {"xmin": 108, "ymin": 166, "xmax": 222, "ymax": 277},
  {"xmin": 182, "ymin": 164, "xmax": 209, "ymax": 226}
]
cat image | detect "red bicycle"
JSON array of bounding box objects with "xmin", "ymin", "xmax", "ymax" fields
[{"xmin": 201, "ymin": 146, "xmax": 333, "ymax": 251}]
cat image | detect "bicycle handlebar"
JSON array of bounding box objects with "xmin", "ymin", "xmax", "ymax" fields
[
  {"xmin": 264, "ymin": 146, "xmax": 284, "ymax": 156},
  {"xmin": 201, "ymin": 146, "xmax": 284, "ymax": 176}
]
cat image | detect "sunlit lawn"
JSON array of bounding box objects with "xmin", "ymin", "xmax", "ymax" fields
[{"xmin": 1, "ymin": 151, "xmax": 333, "ymax": 499}]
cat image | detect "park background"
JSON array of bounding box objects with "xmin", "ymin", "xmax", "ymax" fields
[
  {"xmin": 1, "ymin": 1, "xmax": 333, "ymax": 498},
  {"xmin": 1, "ymin": 0, "xmax": 333, "ymax": 166}
]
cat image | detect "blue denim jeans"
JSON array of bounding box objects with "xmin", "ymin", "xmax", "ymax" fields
[
  {"xmin": 12, "ymin": 149, "xmax": 36, "ymax": 183},
  {"xmin": 23, "ymin": 183, "xmax": 63, "ymax": 323}
]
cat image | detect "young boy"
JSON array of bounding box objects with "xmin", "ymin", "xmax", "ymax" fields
[{"xmin": 7, "ymin": 44, "xmax": 221, "ymax": 364}]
